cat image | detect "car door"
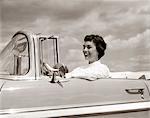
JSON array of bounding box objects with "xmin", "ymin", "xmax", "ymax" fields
[{"xmin": 0, "ymin": 77, "xmax": 149, "ymax": 118}]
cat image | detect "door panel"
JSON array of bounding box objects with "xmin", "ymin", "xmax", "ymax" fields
[{"xmin": 1, "ymin": 78, "xmax": 149, "ymax": 110}]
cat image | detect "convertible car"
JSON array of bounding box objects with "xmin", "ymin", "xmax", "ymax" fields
[{"xmin": 0, "ymin": 31, "xmax": 150, "ymax": 118}]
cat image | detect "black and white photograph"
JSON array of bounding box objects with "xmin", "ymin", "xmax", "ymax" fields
[{"xmin": 0, "ymin": 0, "xmax": 150, "ymax": 117}]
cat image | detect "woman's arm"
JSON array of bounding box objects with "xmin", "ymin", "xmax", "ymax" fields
[{"xmin": 66, "ymin": 65, "xmax": 109, "ymax": 80}]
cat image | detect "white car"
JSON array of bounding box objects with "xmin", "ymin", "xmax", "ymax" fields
[{"xmin": 0, "ymin": 31, "xmax": 150, "ymax": 118}]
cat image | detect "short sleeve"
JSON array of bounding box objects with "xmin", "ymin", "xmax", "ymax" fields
[{"xmin": 91, "ymin": 64, "xmax": 110, "ymax": 78}]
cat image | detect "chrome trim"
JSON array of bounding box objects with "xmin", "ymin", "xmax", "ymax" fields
[
  {"xmin": 0, "ymin": 101, "xmax": 150, "ymax": 118},
  {"xmin": 0, "ymin": 81, "xmax": 6, "ymax": 92}
]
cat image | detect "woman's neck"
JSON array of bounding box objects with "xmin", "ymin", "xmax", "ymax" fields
[{"xmin": 89, "ymin": 59, "xmax": 99, "ymax": 64}]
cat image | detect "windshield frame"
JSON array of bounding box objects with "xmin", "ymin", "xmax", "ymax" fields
[{"xmin": 0, "ymin": 31, "xmax": 37, "ymax": 80}]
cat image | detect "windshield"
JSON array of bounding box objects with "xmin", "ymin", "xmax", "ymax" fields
[{"xmin": 0, "ymin": 33, "xmax": 29, "ymax": 75}]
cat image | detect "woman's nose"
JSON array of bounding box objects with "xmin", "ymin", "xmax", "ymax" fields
[{"xmin": 83, "ymin": 47, "xmax": 88, "ymax": 52}]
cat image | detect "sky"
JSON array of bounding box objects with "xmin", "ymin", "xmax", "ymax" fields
[{"xmin": 0, "ymin": 0, "xmax": 150, "ymax": 72}]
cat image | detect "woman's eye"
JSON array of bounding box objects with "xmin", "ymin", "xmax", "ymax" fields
[
  {"xmin": 83, "ymin": 45, "xmax": 92, "ymax": 49},
  {"xmin": 87, "ymin": 46, "xmax": 92, "ymax": 49}
]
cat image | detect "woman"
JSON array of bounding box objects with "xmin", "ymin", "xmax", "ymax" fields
[{"xmin": 65, "ymin": 34, "xmax": 110, "ymax": 80}]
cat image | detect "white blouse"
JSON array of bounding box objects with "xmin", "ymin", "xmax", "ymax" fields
[{"xmin": 66, "ymin": 60, "xmax": 110, "ymax": 80}]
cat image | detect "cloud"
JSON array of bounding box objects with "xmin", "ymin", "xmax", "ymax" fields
[
  {"xmin": 29, "ymin": 16, "xmax": 53, "ymax": 33},
  {"xmin": 1, "ymin": 0, "xmax": 100, "ymax": 43},
  {"xmin": 130, "ymin": 55, "xmax": 150, "ymax": 62},
  {"xmin": 137, "ymin": 4, "xmax": 150, "ymax": 14},
  {"xmin": 62, "ymin": 49, "xmax": 86, "ymax": 71},
  {"xmin": 105, "ymin": 29, "xmax": 150, "ymax": 50},
  {"xmin": 65, "ymin": 49, "xmax": 84, "ymax": 61},
  {"xmin": 2, "ymin": 0, "xmax": 149, "ymax": 41},
  {"xmin": 59, "ymin": 36, "xmax": 81, "ymax": 47},
  {"xmin": 2, "ymin": 0, "xmax": 98, "ymax": 22},
  {"xmin": 58, "ymin": 36, "xmax": 84, "ymax": 70},
  {"xmin": 94, "ymin": 1, "xmax": 149, "ymax": 39},
  {"xmin": 104, "ymin": 29, "xmax": 150, "ymax": 71}
]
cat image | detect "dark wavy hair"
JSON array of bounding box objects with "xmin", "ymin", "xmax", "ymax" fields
[{"xmin": 84, "ymin": 34, "xmax": 107, "ymax": 59}]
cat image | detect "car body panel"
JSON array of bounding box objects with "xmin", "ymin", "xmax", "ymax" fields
[{"xmin": 1, "ymin": 78, "xmax": 149, "ymax": 109}]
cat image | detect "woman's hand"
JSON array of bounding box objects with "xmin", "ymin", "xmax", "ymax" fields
[{"xmin": 53, "ymin": 63, "xmax": 68, "ymax": 78}]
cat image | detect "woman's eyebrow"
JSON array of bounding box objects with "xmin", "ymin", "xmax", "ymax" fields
[
  {"xmin": 83, "ymin": 44, "xmax": 91, "ymax": 47},
  {"xmin": 87, "ymin": 45, "xmax": 92, "ymax": 47}
]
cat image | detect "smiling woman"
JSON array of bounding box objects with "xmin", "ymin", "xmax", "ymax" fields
[{"xmin": 66, "ymin": 34, "xmax": 110, "ymax": 80}]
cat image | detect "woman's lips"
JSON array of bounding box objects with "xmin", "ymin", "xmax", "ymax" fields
[{"xmin": 84, "ymin": 53, "xmax": 89, "ymax": 58}]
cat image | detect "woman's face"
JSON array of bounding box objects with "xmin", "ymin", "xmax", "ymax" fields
[{"xmin": 83, "ymin": 41, "xmax": 98, "ymax": 64}]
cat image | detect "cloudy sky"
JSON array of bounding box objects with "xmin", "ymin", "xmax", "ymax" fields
[{"xmin": 0, "ymin": 0, "xmax": 150, "ymax": 72}]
